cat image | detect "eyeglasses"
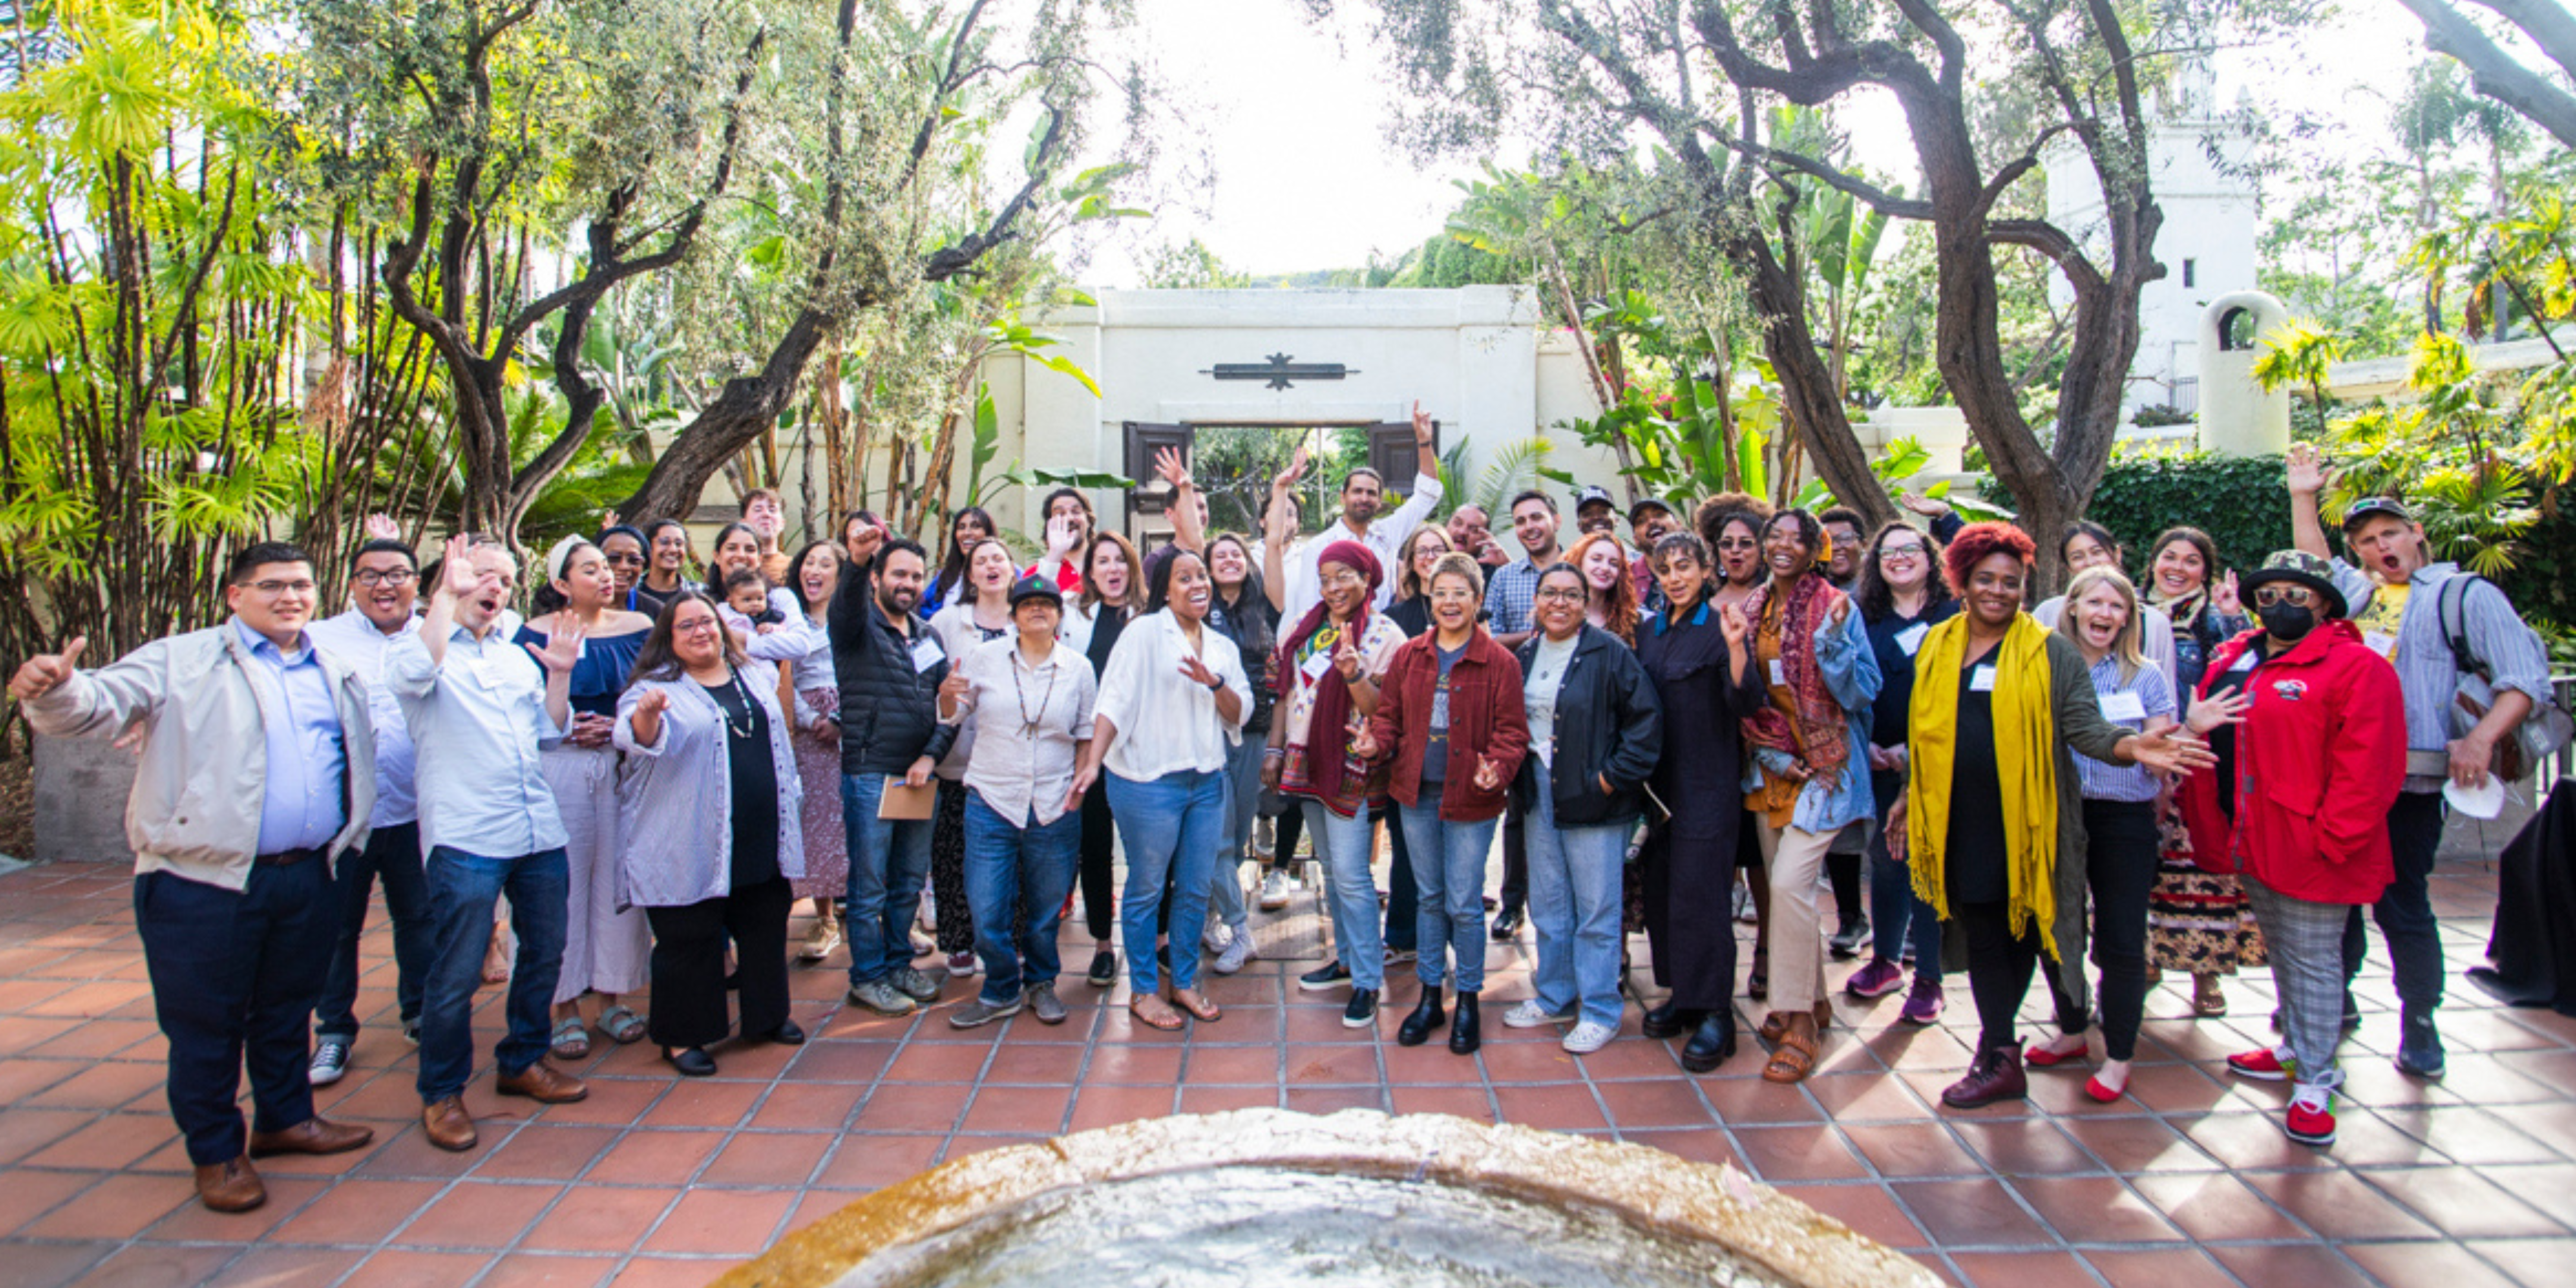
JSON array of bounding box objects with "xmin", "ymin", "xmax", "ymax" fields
[
  {"xmin": 1534, "ymin": 587, "xmax": 1586, "ymax": 603},
  {"xmin": 2253, "ymin": 585, "xmax": 2316, "ymax": 607},
  {"xmin": 1879, "ymin": 544, "xmax": 1927, "ymax": 559},
  {"xmin": 603, "ymin": 551, "xmax": 646, "ymax": 566},
  {"xmin": 1715, "ymin": 538, "xmax": 1759, "ymax": 552},
  {"xmin": 243, "ymin": 579, "xmax": 317, "ymax": 596},
  {"xmin": 673, "ymin": 617, "xmax": 724, "ymax": 634},
  {"xmin": 1321, "ymin": 571, "xmax": 1367, "ymax": 590},
  {"xmin": 353, "ymin": 569, "xmax": 416, "ymax": 588}
]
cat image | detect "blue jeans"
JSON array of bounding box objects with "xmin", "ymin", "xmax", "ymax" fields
[
  {"xmin": 1209, "ymin": 735, "xmax": 1266, "ymax": 935},
  {"xmin": 1303, "ymin": 798, "xmax": 1385, "ymax": 991},
  {"xmin": 1399, "ymin": 787, "xmax": 1498, "ymax": 993},
  {"xmin": 1866, "ymin": 770, "xmax": 1940, "ymax": 981},
  {"xmin": 1109, "ymin": 768, "xmax": 1225, "ymax": 994},
  {"xmin": 417, "ymin": 846, "xmax": 568, "ymax": 1104},
  {"xmin": 136, "ymin": 862, "xmax": 335, "ymax": 1164},
  {"xmin": 963, "ymin": 789, "xmax": 1081, "ymax": 1005},
  {"xmin": 315, "ymin": 820, "xmax": 433, "ymax": 1043},
  {"xmin": 843, "ymin": 773, "xmax": 935, "ymax": 986},
  {"xmin": 1524, "ymin": 763, "xmax": 1627, "ymax": 1028}
]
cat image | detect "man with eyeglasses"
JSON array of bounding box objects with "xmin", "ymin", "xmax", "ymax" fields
[
  {"xmin": 12, "ymin": 541, "xmax": 381, "ymax": 1213},
  {"xmin": 1479, "ymin": 488, "xmax": 1566, "ymax": 941},
  {"xmin": 304, "ymin": 518, "xmax": 435, "ymax": 1089},
  {"xmin": 2288, "ymin": 445, "xmax": 2555, "ymax": 1080}
]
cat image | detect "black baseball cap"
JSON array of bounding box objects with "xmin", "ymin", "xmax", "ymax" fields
[
  {"xmin": 2339, "ymin": 496, "xmax": 2414, "ymax": 533},
  {"xmin": 1628, "ymin": 496, "xmax": 1677, "ymax": 524},
  {"xmin": 1575, "ymin": 485, "xmax": 1615, "ymax": 513},
  {"xmin": 1007, "ymin": 574, "xmax": 1063, "ymax": 610}
]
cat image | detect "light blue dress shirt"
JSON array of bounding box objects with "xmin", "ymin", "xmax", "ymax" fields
[
  {"xmin": 308, "ymin": 607, "xmax": 419, "ymax": 827},
  {"xmin": 234, "ymin": 619, "xmax": 349, "ymax": 855},
  {"xmin": 2074, "ymin": 653, "xmax": 2176, "ymax": 803},
  {"xmin": 383, "ymin": 623, "xmax": 569, "ymax": 858}
]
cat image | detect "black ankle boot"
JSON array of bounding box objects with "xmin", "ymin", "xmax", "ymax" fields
[
  {"xmin": 1642, "ymin": 1000, "xmax": 1698, "ymax": 1041},
  {"xmin": 1398, "ymin": 986, "xmax": 1446, "ymax": 1046},
  {"xmin": 1681, "ymin": 1010, "xmax": 1736, "ymax": 1073},
  {"xmin": 1448, "ymin": 992, "xmax": 1481, "ymax": 1055}
]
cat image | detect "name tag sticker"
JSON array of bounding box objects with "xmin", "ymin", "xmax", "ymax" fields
[
  {"xmin": 909, "ymin": 635, "xmax": 944, "ymax": 673},
  {"xmin": 2100, "ymin": 690, "xmax": 2148, "ymax": 722},
  {"xmin": 1895, "ymin": 623, "xmax": 1929, "ymax": 656},
  {"xmin": 2365, "ymin": 632, "xmax": 2399, "ymax": 659},
  {"xmin": 1970, "ymin": 664, "xmax": 1998, "ymax": 693},
  {"xmin": 1300, "ymin": 650, "xmax": 1334, "ymax": 682},
  {"xmin": 1767, "ymin": 659, "xmax": 1787, "ymax": 686},
  {"xmin": 2229, "ymin": 651, "xmax": 2258, "ymax": 673}
]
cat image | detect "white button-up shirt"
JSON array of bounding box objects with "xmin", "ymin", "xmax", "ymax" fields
[
  {"xmin": 1278, "ymin": 472, "xmax": 1444, "ymax": 627},
  {"xmin": 1094, "ymin": 610, "xmax": 1251, "ymax": 781},
  {"xmin": 383, "ymin": 623, "xmax": 569, "ymax": 857},
  {"xmin": 309, "ymin": 607, "xmax": 420, "ymax": 827},
  {"xmin": 948, "ymin": 636, "xmax": 1097, "ymax": 827}
]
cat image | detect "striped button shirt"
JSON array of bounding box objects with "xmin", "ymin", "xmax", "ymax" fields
[
  {"xmin": 2327, "ymin": 560, "xmax": 2553, "ymax": 791},
  {"xmin": 2074, "ymin": 653, "xmax": 2175, "ymax": 802}
]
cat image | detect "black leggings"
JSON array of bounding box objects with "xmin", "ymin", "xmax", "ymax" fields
[
  {"xmin": 1827, "ymin": 850, "xmax": 1863, "ymax": 932},
  {"xmin": 2046, "ymin": 799, "xmax": 2160, "ymax": 1061},
  {"xmin": 1955, "ymin": 900, "xmax": 2047, "ymax": 1055}
]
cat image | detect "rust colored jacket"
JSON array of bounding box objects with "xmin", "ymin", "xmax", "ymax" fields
[{"xmin": 1366, "ymin": 628, "xmax": 1530, "ymax": 821}]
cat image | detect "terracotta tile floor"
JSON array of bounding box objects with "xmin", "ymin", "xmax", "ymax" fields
[{"xmin": 2, "ymin": 856, "xmax": 2570, "ymax": 1287}]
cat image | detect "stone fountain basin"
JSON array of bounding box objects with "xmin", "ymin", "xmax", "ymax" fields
[{"xmin": 712, "ymin": 1109, "xmax": 1938, "ymax": 1288}]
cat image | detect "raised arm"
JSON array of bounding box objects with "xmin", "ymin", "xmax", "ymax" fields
[
  {"xmin": 2286, "ymin": 443, "xmax": 2334, "ymax": 562},
  {"xmin": 12, "ymin": 635, "xmax": 166, "ymax": 739},
  {"xmin": 1155, "ymin": 446, "xmax": 1205, "ymax": 555}
]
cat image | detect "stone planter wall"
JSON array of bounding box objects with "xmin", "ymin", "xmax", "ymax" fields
[{"xmin": 32, "ymin": 733, "xmax": 136, "ymax": 864}]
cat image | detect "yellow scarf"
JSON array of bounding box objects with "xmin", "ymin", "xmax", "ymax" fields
[{"xmin": 1906, "ymin": 612, "xmax": 2061, "ymax": 956}]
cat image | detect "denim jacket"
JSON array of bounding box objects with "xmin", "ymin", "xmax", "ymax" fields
[{"xmin": 1741, "ymin": 605, "xmax": 1882, "ymax": 836}]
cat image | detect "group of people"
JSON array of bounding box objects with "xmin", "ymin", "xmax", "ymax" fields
[{"xmin": 15, "ymin": 419, "xmax": 2561, "ymax": 1213}]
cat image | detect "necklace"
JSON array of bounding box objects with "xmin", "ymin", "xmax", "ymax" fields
[
  {"xmin": 711, "ymin": 668, "xmax": 758, "ymax": 740},
  {"xmin": 1009, "ymin": 651, "xmax": 1060, "ymax": 738}
]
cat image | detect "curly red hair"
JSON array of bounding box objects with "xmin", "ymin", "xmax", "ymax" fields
[{"xmin": 1942, "ymin": 521, "xmax": 2037, "ymax": 597}]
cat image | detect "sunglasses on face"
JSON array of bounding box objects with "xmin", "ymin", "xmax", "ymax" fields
[{"xmin": 2253, "ymin": 585, "xmax": 2317, "ymax": 607}]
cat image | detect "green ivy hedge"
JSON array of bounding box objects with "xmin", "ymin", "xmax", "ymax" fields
[{"xmin": 1977, "ymin": 453, "xmax": 2294, "ymax": 584}]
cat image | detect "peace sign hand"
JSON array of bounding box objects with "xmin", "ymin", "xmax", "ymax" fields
[
  {"xmin": 1348, "ymin": 723, "xmax": 1380, "ymax": 760},
  {"xmin": 2210, "ymin": 569, "xmax": 2242, "ymax": 616},
  {"xmin": 7, "ymin": 635, "xmax": 87, "ymax": 701},
  {"xmin": 1409, "ymin": 400, "xmax": 1434, "ymax": 449},
  {"xmin": 1472, "ymin": 753, "xmax": 1505, "ymax": 792},
  {"xmin": 1331, "ymin": 634, "xmax": 1361, "ymax": 681},
  {"xmin": 528, "ymin": 619, "xmax": 586, "ymax": 674}
]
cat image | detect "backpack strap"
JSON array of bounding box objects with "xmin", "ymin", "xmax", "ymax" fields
[{"xmin": 2437, "ymin": 572, "xmax": 2487, "ymax": 682}]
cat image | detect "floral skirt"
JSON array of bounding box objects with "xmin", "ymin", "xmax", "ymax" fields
[
  {"xmin": 2144, "ymin": 802, "xmax": 2266, "ymax": 974},
  {"xmin": 792, "ymin": 689, "xmax": 849, "ymax": 904}
]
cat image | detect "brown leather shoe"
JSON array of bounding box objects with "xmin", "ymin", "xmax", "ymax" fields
[
  {"xmin": 193, "ymin": 1156, "xmax": 266, "ymax": 1212},
  {"xmin": 494, "ymin": 1062, "xmax": 588, "ymax": 1104},
  {"xmin": 421, "ymin": 1096, "xmax": 478, "ymax": 1152},
  {"xmin": 248, "ymin": 1116, "xmax": 375, "ymax": 1158}
]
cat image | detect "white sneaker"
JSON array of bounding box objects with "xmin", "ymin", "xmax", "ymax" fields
[
  {"xmin": 1215, "ymin": 932, "xmax": 1256, "ymax": 975},
  {"xmin": 1502, "ymin": 1000, "xmax": 1578, "ymax": 1029},
  {"xmin": 308, "ymin": 1039, "xmax": 350, "ymax": 1087},
  {"xmin": 1562, "ymin": 1020, "xmax": 1618, "ymax": 1054},
  {"xmin": 1202, "ymin": 922, "xmax": 1232, "ymax": 955},
  {"xmin": 1259, "ymin": 870, "xmax": 1290, "ymax": 911},
  {"xmin": 916, "ymin": 894, "xmax": 937, "ymax": 935}
]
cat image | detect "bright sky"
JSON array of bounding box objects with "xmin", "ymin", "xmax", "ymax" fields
[{"xmin": 1079, "ymin": 1, "xmax": 2442, "ymax": 288}]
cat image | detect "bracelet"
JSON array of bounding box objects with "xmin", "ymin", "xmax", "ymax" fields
[{"xmin": 1263, "ymin": 748, "xmax": 1285, "ymax": 760}]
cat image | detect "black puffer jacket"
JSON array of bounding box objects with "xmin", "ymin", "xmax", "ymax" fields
[
  {"xmin": 1513, "ymin": 624, "xmax": 1664, "ymax": 827},
  {"xmin": 828, "ymin": 554, "xmax": 957, "ymax": 776}
]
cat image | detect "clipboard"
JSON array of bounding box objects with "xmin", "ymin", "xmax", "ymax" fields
[{"xmin": 878, "ymin": 779, "xmax": 935, "ymax": 821}]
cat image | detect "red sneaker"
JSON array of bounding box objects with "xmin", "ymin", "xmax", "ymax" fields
[
  {"xmin": 2284, "ymin": 1083, "xmax": 2336, "ymax": 1146},
  {"xmin": 2226, "ymin": 1045, "xmax": 2294, "ymax": 1082}
]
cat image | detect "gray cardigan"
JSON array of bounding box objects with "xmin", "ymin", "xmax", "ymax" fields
[
  {"xmin": 612, "ymin": 671, "xmax": 805, "ymax": 908},
  {"xmin": 1934, "ymin": 631, "xmax": 2134, "ymax": 1014}
]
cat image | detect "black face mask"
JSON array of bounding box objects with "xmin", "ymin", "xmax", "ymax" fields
[{"xmin": 2258, "ymin": 600, "xmax": 2316, "ymax": 642}]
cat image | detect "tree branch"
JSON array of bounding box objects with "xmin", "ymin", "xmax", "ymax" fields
[
  {"xmin": 2468, "ymin": 0, "xmax": 2576, "ymax": 81},
  {"xmin": 2397, "ymin": 0, "xmax": 2576, "ymax": 148},
  {"xmin": 1713, "ymin": 132, "xmax": 1932, "ymax": 220},
  {"xmin": 1989, "ymin": 218, "xmax": 2105, "ymax": 294}
]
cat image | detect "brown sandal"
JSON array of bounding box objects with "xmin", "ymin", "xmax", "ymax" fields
[
  {"xmin": 1762, "ymin": 1028, "xmax": 1820, "ymax": 1084},
  {"xmin": 1128, "ymin": 995, "xmax": 1184, "ymax": 1031},
  {"xmin": 1168, "ymin": 987, "xmax": 1222, "ymax": 1023},
  {"xmin": 2192, "ymin": 974, "xmax": 2229, "ymax": 1018}
]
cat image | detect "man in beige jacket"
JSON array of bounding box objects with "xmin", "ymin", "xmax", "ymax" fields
[{"xmin": 11, "ymin": 541, "xmax": 380, "ymax": 1214}]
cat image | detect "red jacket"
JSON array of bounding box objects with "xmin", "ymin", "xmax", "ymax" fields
[
  {"xmin": 1366, "ymin": 628, "xmax": 1530, "ymax": 822},
  {"xmin": 2178, "ymin": 619, "xmax": 2405, "ymax": 905}
]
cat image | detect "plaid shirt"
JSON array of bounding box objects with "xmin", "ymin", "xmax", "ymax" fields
[{"xmin": 1483, "ymin": 555, "xmax": 1551, "ymax": 637}]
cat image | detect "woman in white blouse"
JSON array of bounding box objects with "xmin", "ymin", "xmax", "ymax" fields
[
  {"xmin": 925, "ymin": 537, "xmax": 1021, "ymax": 978},
  {"xmin": 1071, "ymin": 547, "xmax": 1251, "ymax": 1030},
  {"xmin": 936, "ymin": 575, "xmax": 1098, "ymax": 1029},
  {"xmin": 613, "ymin": 593, "xmax": 806, "ymax": 1077}
]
